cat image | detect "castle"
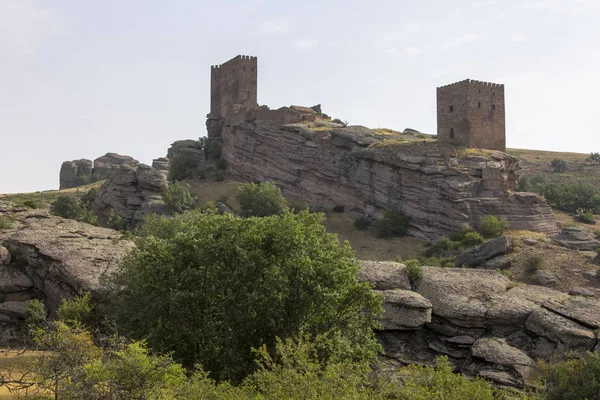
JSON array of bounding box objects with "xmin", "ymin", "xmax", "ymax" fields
[{"xmin": 210, "ymin": 55, "xmax": 506, "ymax": 151}]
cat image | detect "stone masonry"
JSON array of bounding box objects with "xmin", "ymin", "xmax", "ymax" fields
[{"xmin": 437, "ymin": 79, "xmax": 506, "ymax": 151}]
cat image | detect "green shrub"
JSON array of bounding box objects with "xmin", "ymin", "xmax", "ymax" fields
[
  {"xmin": 460, "ymin": 231, "xmax": 485, "ymax": 247},
  {"xmin": 575, "ymin": 209, "xmax": 596, "ymax": 224},
  {"xmin": 168, "ymin": 155, "xmax": 198, "ymax": 182},
  {"xmin": 375, "ymin": 207, "xmax": 409, "ymax": 238},
  {"xmin": 516, "ymin": 176, "xmax": 533, "ymax": 192},
  {"xmin": 332, "ymin": 205, "xmax": 345, "ymax": 213},
  {"xmin": 162, "ymin": 181, "xmax": 197, "ymax": 213},
  {"xmin": 106, "ymin": 209, "xmax": 126, "ymax": 231},
  {"xmin": 595, "ymin": 230, "xmax": 600, "ymax": 240},
  {"xmin": 538, "ymin": 351, "xmax": 600, "ymax": 400},
  {"xmin": 404, "ymin": 259, "xmax": 422, "ymax": 281},
  {"xmin": 550, "ymin": 158, "xmax": 568, "ymax": 172},
  {"xmin": 353, "ymin": 216, "xmax": 371, "ymax": 230},
  {"xmin": 236, "ymin": 182, "xmax": 287, "ymax": 217},
  {"xmin": 25, "ymin": 299, "xmax": 47, "ymax": 327},
  {"xmin": 478, "ymin": 215, "xmax": 509, "ymax": 238},
  {"xmin": 56, "ymin": 292, "xmax": 94, "ymax": 326},
  {"xmin": 586, "ymin": 152, "xmax": 600, "ymax": 165},
  {"xmin": 424, "ymin": 237, "xmax": 461, "ymax": 258},
  {"xmin": 21, "ymin": 199, "xmax": 39, "ymax": 209},
  {"xmin": 50, "ymin": 195, "xmax": 82, "ymax": 220},
  {"xmin": 0, "ymin": 216, "xmax": 13, "ymax": 230},
  {"xmin": 525, "ymin": 255, "xmax": 543, "ymax": 273},
  {"xmin": 538, "ymin": 182, "xmax": 600, "ymax": 213}
]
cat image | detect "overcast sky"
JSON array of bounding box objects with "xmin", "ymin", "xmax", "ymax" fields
[{"xmin": 1, "ymin": 0, "xmax": 599, "ymax": 193}]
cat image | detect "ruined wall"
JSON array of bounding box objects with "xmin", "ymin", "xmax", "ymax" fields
[
  {"xmin": 210, "ymin": 55, "xmax": 258, "ymax": 118},
  {"xmin": 437, "ymin": 80, "xmax": 506, "ymax": 152}
]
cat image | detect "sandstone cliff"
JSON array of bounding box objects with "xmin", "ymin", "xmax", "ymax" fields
[
  {"xmin": 208, "ymin": 118, "xmax": 558, "ymax": 239},
  {"xmin": 59, "ymin": 153, "xmax": 138, "ymax": 189}
]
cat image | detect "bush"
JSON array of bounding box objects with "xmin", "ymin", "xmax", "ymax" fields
[
  {"xmin": 106, "ymin": 209, "xmax": 126, "ymax": 231},
  {"xmin": 516, "ymin": 176, "xmax": 533, "ymax": 192},
  {"xmin": 236, "ymin": 182, "xmax": 287, "ymax": 218},
  {"xmin": 538, "ymin": 351, "xmax": 600, "ymax": 400},
  {"xmin": 168, "ymin": 155, "xmax": 199, "ymax": 182},
  {"xmin": 56, "ymin": 292, "xmax": 94, "ymax": 326},
  {"xmin": 586, "ymin": 152, "xmax": 600, "ymax": 165},
  {"xmin": 575, "ymin": 209, "xmax": 596, "ymax": 224},
  {"xmin": 50, "ymin": 195, "xmax": 82, "ymax": 220},
  {"xmin": 162, "ymin": 181, "xmax": 197, "ymax": 213},
  {"xmin": 424, "ymin": 237, "xmax": 461, "ymax": 258},
  {"xmin": 460, "ymin": 231, "xmax": 485, "ymax": 247},
  {"xmin": 353, "ymin": 216, "xmax": 371, "ymax": 230},
  {"xmin": 109, "ymin": 210, "xmax": 382, "ymax": 382},
  {"xmin": 525, "ymin": 255, "xmax": 543, "ymax": 273},
  {"xmin": 25, "ymin": 299, "xmax": 47, "ymax": 327},
  {"xmin": 478, "ymin": 215, "xmax": 509, "ymax": 238},
  {"xmin": 538, "ymin": 182, "xmax": 600, "ymax": 213},
  {"xmin": 550, "ymin": 158, "xmax": 568, "ymax": 172},
  {"xmin": 21, "ymin": 199, "xmax": 39, "ymax": 209},
  {"xmin": 0, "ymin": 216, "xmax": 13, "ymax": 230},
  {"xmin": 404, "ymin": 259, "xmax": 422, "ymax": 282},
  {"xmin": 595, "ymin": 230, "xmax": 600, "ymax": 240},
  {"xmin": 375, "ymin": 207, "xmax": 409, "ymax": 238},
  {"xmin": 332, "ymin": 205, "xmax": 345, "ymax": 213}
]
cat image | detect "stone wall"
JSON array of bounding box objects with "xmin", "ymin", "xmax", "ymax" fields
[{"xmin": 210, "ymin": 55, "xmax": 258, "ymax": 118}]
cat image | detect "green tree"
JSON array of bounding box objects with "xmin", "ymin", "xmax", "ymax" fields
[
  {"xmin": 236, "ymin": 182, "xmax": 288, "ymax": 217},
  {"xmin": 550, "ymin": 158, "xmax": 568, "ymax": 172},
  {"xmin": 50, "ymin": 195, "xmax": 82, "ymax": 220},
  {"xmin": 161, "ymin": 181, "xmax": 197, "ymax": 213},
  {"xmin": 109, "ymin": 209, "xmax": 382, "ymax": 382},
  {"xmin": 586, "ymin": 152, "xmax": 600, "ymax": 165},
  {"xmin": 478, "ymin": 215, "xmax": 509, "ymax": 238},
  {"xmin": 376, "ymin": 206, "xmax": 410, "ymax": 238},
  {"xmin": 538, "ymin": 351, "xmax": 600, "ymax": 400},
  {"xmin": 167, "ymin": 155, "xmax": 198, "ymax": 182}
]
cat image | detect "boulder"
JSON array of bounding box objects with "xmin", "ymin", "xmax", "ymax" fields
[
  {"xmin": 486, "ymin": 285, "xmax": 565, "ymax": 326},
  {"xmin": 0, "ymin": 265, "xmax": 34, "ymax": 302},
  {"xmin": 471, "ymin": 337, "xmax": 534, "ymax": 368},
  {"xmin": 454, "ymin": 236, "xmax": 511, "ymax": 267},
  {"xmin": 569, "ymin": 287, "xmax": 595, "ymax": 297},
  {"xmin": 92, "ymin": 164, "xmax": 168, "ymax": 230},
  {"xmin": 554, "ymin": 227, "xmax": 600, "ymax": 251},
  {"xmin": 535, "ymin": 270, "xmax": 558, "ymax": 286},
  {"xmin": 375, "ymin": 289, "xmax": 432, "ymax": 330},
  {"xmin": 92, "ymin": 153, "xmax": 138, "ymax": 182},
  {"xmin": 167, "ymin": 140, "xmax": 206, "ymax": 168},
  {"xmin": 358, "ymin": 261, "xmax": 410, "ymax": 290},
  {"xmin": 543, "ymin": 296, "xmax": 600, "ymax": 329},
  {"xmin": 59, "ymin": 159, "xmax": 93, "ymax": 189},
  {"xmin": 0, "ymin": 301, "xmax": 27, "ymax": 319},
  {"xmin": 480, "ymin": 255, "xmax": 512, "ymax": 270},
  {"xmin": 525, "ymin": 308, "xmax": 596, "ymax": 351},
  {"xmin": 0, "ymin": 245, "xmax": 10, "ymax": 265},
  {"xmin": 415, "ymin": 267, "xmax": 511, "ymax": 327}
]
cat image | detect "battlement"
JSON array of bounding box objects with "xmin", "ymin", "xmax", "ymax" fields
[
  {"xmin": 210, "ymin": 55, "xmax": 258, "ymax": 117},
  {"xmin": 438, "ymin": 79, "xmax": 504, "ymax": 90},
  {"xmin": 211, "ymin": 55, "xmax": 257, "ymax": 70}
]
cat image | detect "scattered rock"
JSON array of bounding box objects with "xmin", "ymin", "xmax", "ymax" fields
[
  {"xmin": 0, "ymin": 245, "xmax": 10, "ymax": 265},
  {"xmin": 358, "ymin": 261, "xmax": 410, "ymax": 290},
  {"xmin": 583, "ymin": 271, "xmax": 599, "ymax": 281},
  {"xmin": 569, "ymin": 287, "xmax": 596, "ymax": 297},
  {"xmin": 215, "ymin": 201, "xmax": 235, "ymax": 215},
  {"xmin": 480, "ymin": 255, "xmax": 512, "ymax": 269},
  {"xmin": 523, "ymin": 238, "xmax": 537, "ymax": 246},
  {"xmin": 376, "ymin": 289, "xmax": 432, "ymax": 330},
  {"xmin": 554, "ymin": 227, "xmax": 600, "ymax": 251},
  {"xmin": 535, "ymin": 270, "xmax": 558, "ymax": 286},
  {"xmin": 454, "ymin": 236, "xmax": 511, "ymax": 267}
]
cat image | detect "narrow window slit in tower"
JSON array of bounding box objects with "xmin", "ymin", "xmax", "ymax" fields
[
  {"xmin": 449, "ymin": 105, "xmax": 454, "ymax": 112},
  {"xmin": 493, "ymin": 104, "xmax": 496, "ymax": 110},
  {"xmin": 478, "ymin": 102, "xmax": 481, "ymax": 108},
  {"xmin": 450, "ymin": 128, "xmax": 455, "ymax": 139}
]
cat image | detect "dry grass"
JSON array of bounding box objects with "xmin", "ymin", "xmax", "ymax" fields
[
  {"xmin": 0, "ymin": 350, "xmax": 48, "ymax": 399},
  {"xmin": 456, "ymin": 147, "xmax": 493, "ymax": 159},
  {"xmin": 0, "ymin": 181, "xmax": 104, "ymax": 206},
  {"xmin": 374, "ymin": 128, "xmax": 403, "ymax": 136}
]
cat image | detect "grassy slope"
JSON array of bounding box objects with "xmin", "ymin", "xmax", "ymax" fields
[{"xmin": 0, "ymin": 181, "xmax": 104, "ymax": 207}]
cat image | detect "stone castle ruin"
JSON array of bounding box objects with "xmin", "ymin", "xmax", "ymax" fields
[
  {"xmin": 205, "ymin": 55, "xmax": 558, "ymax": 239},
  {"xmin": 437, "ymin": 79, "xmax": 506, "ymax": 151}
]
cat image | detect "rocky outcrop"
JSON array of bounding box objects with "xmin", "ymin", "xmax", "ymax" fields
[
  {"xmin": 209, "ymin": 118, "xmax": 558, "ymax": 239},
  {"xmin": 92, "ymin": 153, "xmax": 138, "ymax": 182},
  {"xmin": 167, "ymin": 140, "xmax": 205, "ymax": 167},
  {"xmin": 0, "ymin": 204, "xmax": 133, "ymax": 343},
  {"xmin": 554, "ymin": 227, "xmax": 600, "ymax": 251},
  {"xmin": 59, "ymin": 153, "xmax": 138, "ymax": 189},
  {"xmin": 359, "ymin": 260, "xmax": 600, "ymax": 388},
  {"xmin": 454, "ymin": 236, "xmax": 511, "ymax": 267},
  {"xmin": 92, "ymin": 164, "xmax": 168, "ymax": 230},
  {"xmin": 59, "ymin": 159, "xmax": 93, "ymax": 189},
  {"xmin": 152, "ymin": 157, "xmax": 170, "ymax": 174}
]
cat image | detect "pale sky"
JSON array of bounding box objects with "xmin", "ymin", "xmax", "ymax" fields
[{"xmin": 1, "ymin": 0, "xmax": 599, "ymax": 193}]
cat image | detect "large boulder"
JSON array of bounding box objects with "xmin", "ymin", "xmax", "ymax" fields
[
  {"xmin": 92, "ymin": 153, "xmax": 138, "ymax": 182},
  {"xmin": 454, "ymin": 236, "xmax": 511, "ymax": 267},
  {"xmin": 167, "ymin": 140, "xmax": 206, "ymax": 170},
  {"xmin": 0, "ymin": 245, "xmax": 10, "ymax": 265},
  {"xmin": 554, "ymin": 227, "xmax": 600, "ymax": 251},
  {"xmin": 92, "ymin": 164, "xmax": 168, "ymax": 230},
  {"xmin": 59, "ymin": 159, "xmax": 93, "ymax": 189},
  {"xmin": 358, "ymin": 261, "xmax": 410, "ymax": 290},
  {"xmin": 375, "ymin": 289, "xmax": 432, "ymax": 330}
]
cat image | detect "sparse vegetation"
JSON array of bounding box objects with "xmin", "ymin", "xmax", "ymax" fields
[
  {"xmin": 478, "ymin": 215, "xmax": 509, "ymax": 238},
  {"xmin": 595, "ymin": 230, "xmax": 600, "ymax": 240},
  {"xmin": 24, "ymin": 299, "xmax": 47, "ymax": 327},
  {"xmin": 167, "ymin": 154, "xmax": 199, "ymax": 182},
  {"xmin": 50, "ymin": 195, "xmax": 82, "ymax": 220},
  {"xmin": 332, "ymin": 205, "xmax": 345, "ymax": 213},
  {"xmin": 550, "ymin": 158, "xmax": 569, "ymax": 172},
  {"xmin": 375, "ymin": 207, "xmax": 410, "ymax": 238},
  {"xmin": 404, "ymin": 259, "xmax": 423, "ymax": 282},
  {"xmin": 525, "ymin": 255, "xmax": 544, "ymax": 273},
  {"xmin": 586, "ymin": 152, "xmax": 600, "ymax": 165},
  {"xmin": 20, "ymin": 199, "xmax": 39, "ymax": 209},
  {"xmin": 353, "ymin": 216, "xmax": 372, "ymax": 230},
  {"xmin": 106, "ymin": 208, "xmax": 126, "ymax": 231},
  {"xmin": 538, "ymin": 351, "xmax": 600, "ymax": 400},
  {"xmin": 575, "ymin": 209, "xmax": 596, "ymax": 224},
  {"xmin": 236, "ymin": 181, "xmax": 287, "ymax": 217},
  {"xmin": 0, "ymin": 216, "xmax": 13, "ymax": 230},
  {"xmin": 162, "ymin": 181, "xmax": 197, "ymax": 213}
]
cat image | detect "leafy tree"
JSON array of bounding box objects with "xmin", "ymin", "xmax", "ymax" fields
[
  {"xmin": 478, "ymin": 215, "xmax": 509, "ymax": 238},
  {"xmin": 161, "ymin": 181, "xmax": 197, "ymax": 213},
  {"xmin": 168, "ymin": 155, "xmax": 199, "ymax": 182},
  {"xmin": 109, "ymin": 209, "xmax": 382, "ymax": 382},
  {"xmin": 538, "ymin": 351, "xmax": 600, "ymax": 400},
  {"xmin": 24, "ymin": 299, "xmax": 47, "ymax": 327},
  {"xmin": 50, "ymin": 195, "xmax": 82, "ymax": 220},
  {"xmin": 236, "ymin": 182, "xmax": 288, "ymax": 217},
  {"xmin": 550, "ymin": 158, "xmax": 568, "ymax": 172},
  {"xmin": 586, "ymin": 152, "xmax": 600, "ymax": 165},
  {"xmin": 376, "ymin": 206, "xmax": 410, "ymax": 238}
]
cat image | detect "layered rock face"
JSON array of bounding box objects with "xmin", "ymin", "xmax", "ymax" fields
[
  {"xmin": 209, "ymin": 118, "xmax": 558, "ymax": 239},
  {"xmin": 59, "ymin": 159, "xmax": 93, "ymax": 189},
  {"xmin": 92, "ymin": 164, "xmax": 168, "ymax": 230},
  {"xmin": 359, "ymin": 260, "xmax": 600, "ymax": 389},
  {"xmin": 59, "ymin": 153, "xmax": 138, "ymax": 189},
  {"xmin": 167, "ymin": 140, "xmax": 205, "ymax": 167},
  {"xmin": 0, "ymin": 201, "xmax": 132, "ymax": 342}
]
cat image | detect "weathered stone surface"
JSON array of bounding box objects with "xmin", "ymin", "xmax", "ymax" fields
[
  {"xmin": 376, "ymin": 289, "xmax": 432, "ymax": 330},
  {"xmin": 471, "ymin": 338, "xmax": 534, "ymax": 367},
  {"xmin": 523, "ymin": 238, "xmax": 537, "ymax": 246},
  {"xmin": 92, "ymin": 164, "xmax": 168, "ymax": 230},
  {"xmin": 152, "ymin": 157, "xmax": 170, "ymax": 174},
  {"xmin": 525, "ymin": 308, "xmax": 596, "ymax": 351},
  {"xmin": 569, "ymin": 287, "xmax": 595, "ymax": 297},
  {"xmin": 0, "ymin": 265, "xmax": 34, "ymax": 302},
  {"xmin": 0, "ymin": 245, "xmax": 10, "ymax": 265},
  {"xmin": 554, "ymin": 227, "xmax": 600, "ymax": 251},
  {"xmin": 0, "ymin": 301, "xmax": 27, "ymax": 319},
  {"xmin": 543, "ymin": 296, "xmax": 600, "ymax": 329},
  {"xmin": 210, "ymin": 119, "xmax": 558, "ymax": 239},
  {"xmin": 358, "ymin": 261, "xmax": 410, "ymax": 290},
  {"xmin": 480, "ymin": 255, "xmax": 512, "ymax": 269},
  {"xmin": 486, "ymin": 285, "xmax": 565, "ymax": 326},
  {"xmin": 59, "ymin": 159, "xmax": 93, "ymax": 189},
  {"xmin": 415, "ymin": 267, "xmax": 511, "ymax": 327},
  {"xmin": 535, "ymin": 270, "xmax": 558, "ymax": 286},
  {"xmin": 92, "ymin": 153, "xmax": 138, "ymax": 182},
  {"xmin": 167, "ymin": 140, "xmax": 205, "ymax": 168},
  {"xmin": 454, "ymin": 237, "xmax": 511, "ymax": 267}
]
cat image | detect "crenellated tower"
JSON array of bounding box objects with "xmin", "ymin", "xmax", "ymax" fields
[
  {"xmin": 437, "ymin": 79, "xmax": 506, "ymax": 151},
  {"xmin": 210, "ymin": 55, "xmax": 258, "ymax": 118}
]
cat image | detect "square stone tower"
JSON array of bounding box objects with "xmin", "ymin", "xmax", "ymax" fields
[
  {"xmin": 210, "ymin": 55, "xmax": 258, "ymax": 118},
  {"xmin": 437, "ymin": 79, "xmax": 506, "ymax": 151}
]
